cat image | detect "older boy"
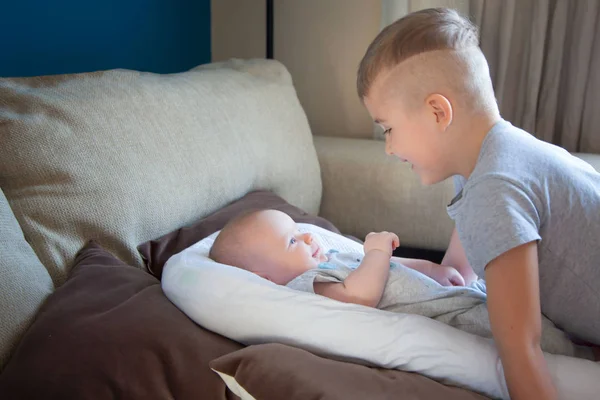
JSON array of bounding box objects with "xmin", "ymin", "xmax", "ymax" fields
[{"xmin": 357, "ymin": 7, "xmax": 600, "ymax": 400}]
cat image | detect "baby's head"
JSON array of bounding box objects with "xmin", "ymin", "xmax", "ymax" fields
[
  {"xmin": 209, "ymin": 209, "xmax": 328, "ymax": 285},
  {"xmin": 358, "ymin": 8, "xmax": 500, "ymax": 184}
]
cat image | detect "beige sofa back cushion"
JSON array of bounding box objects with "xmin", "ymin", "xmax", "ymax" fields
[
  {"xmin": 0, "ymin": 189, "xmax": 54, "ymax": 370},
  {"xmin": 0, "ymin": 59, "xmax": 321, "ymax": 285}
]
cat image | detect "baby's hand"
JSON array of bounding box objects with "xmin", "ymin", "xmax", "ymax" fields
[
  {"xmin": 364, "ymin": 231, "xmax": 400, "ymax": 257},
  {"xmin": 430, "ymin": 265, "xmax": 465, "ymax": 286}
]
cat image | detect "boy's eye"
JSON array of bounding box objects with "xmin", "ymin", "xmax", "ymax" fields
[
  {"xmin": 290, "ymin": 238, "xmax": 297, "ymax": 245},
  {"xmin": 383, "ymin": 128, "xmax": 392, "ymax": 136}
]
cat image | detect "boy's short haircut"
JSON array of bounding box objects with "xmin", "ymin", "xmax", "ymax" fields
[{"xmin": 357, "ymin": 8, "xmax": 496, "ymax": 113}]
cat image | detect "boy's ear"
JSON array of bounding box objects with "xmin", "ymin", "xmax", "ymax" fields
[{"xmin": 426, "ymin": 93, "xmax": 453, "ymax": 130}]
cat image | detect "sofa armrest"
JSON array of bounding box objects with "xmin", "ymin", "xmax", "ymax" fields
[
  {"xmin": 314, "ymin": 136, "xmax": 455, "ymax": 251},
  {"xmin": 574, "ymin": 153, "xmax": 600, "ymax": 172}
]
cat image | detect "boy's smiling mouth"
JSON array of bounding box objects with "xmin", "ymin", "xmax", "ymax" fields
[{"xmin": 399, "ymin": 158, "xmax": 414, "ymax": 169}]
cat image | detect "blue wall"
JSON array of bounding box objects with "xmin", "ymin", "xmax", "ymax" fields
[{"xmin": 0, "ymin": 0, "xmax": 211, "ymax": 77}]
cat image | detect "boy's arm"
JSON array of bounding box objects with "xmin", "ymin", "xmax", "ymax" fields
[
  {"xmin": 390, "ymin": 256, "xmax": 464, "ymax": 286},
  {"xmin": 314, "ymin": 249, "xmax": 391, "ymax": 307},
  {"xmin": 441, "ymin": 228, "xmax": 478, "ymax": 285},
  {"xmin": 390, "ymin": 257, "xmax": 433, "ymax": 276},
  {"xmin": 486, "ymin": 241, "xmax": 557, "ymax": 400}
]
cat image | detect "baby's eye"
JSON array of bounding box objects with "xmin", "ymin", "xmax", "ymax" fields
[
  {"xmin": 289, "ymin": 237, "xmax": 297, "ymax": 245},
  {"xmin": 383, "ymin": 128, "xmax": 392, "ymax": 136}
]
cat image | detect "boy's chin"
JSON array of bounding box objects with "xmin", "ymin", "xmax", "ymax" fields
[
  {"xmin": 417, "ymin": 171, "xmax": 447, "ymax": 186},
  {"xmin": 413, "ymin": 168, "xmax": 452, "ymax": 186}
]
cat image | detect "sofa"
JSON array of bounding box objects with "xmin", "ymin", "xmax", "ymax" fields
[{"xmin": 0, "ymin": 58, "xmax": 598, "ymax": 399}]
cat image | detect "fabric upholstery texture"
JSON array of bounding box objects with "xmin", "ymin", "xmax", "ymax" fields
[
  {"xmin": 574, "ymin": 153, "xmax": 600, "ymax": 172},
  {"xmin": 0, "ymin": 241, "xmax": 243, "ymax": 400},
  {"xmin": 0, "ymin": 59, "xmax": 321, "ymax": 286},
  {"xmin": 0, "ymin": 189, "xmax": 54, "ymax": 371}
]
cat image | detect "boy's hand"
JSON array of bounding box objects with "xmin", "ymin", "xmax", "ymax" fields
[
  {"xmin": 429, "ymin": 265, "xmax": 465, "ymax": 286},
  {"xmin": 364, "ymin": 231, "xmax": 400, "ymax": 257}
]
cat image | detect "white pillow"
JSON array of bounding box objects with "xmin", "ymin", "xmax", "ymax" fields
[{"xmin": 162, "ymin": 224, "xmax": 600, "ymax": 400}]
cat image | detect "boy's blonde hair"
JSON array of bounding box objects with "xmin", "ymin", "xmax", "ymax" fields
[{"xmin": 357, "ymin": 8, "xmax": 497, "ymax": 113}]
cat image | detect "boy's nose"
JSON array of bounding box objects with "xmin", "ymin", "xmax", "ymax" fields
[{"xmin": 385, "ymin": 140, "xmax": 393, "ymax": 156}]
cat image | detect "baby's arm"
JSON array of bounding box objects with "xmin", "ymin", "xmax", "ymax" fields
[{"xmin": 314, "ymin": 232, "xmax": 398, "ymax": 308}]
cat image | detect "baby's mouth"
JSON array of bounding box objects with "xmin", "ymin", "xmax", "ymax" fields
[{"xmin": 312, "ymin": 246, "xmax": 320, "ymax": 258}]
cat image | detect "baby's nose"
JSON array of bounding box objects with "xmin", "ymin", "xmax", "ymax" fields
[{"xmin": 303, "ymin": 233, "xmax": 313, "ymax": 244}]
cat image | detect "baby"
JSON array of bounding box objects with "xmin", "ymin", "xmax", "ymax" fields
[{"xmin": 209, "ymin": 209, "xmax": 595, "ymax": 361}]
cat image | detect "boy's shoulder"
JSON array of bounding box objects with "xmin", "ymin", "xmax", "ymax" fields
[
  {"xmin": 448, "ymin": 120, "xmax": 600, "ymax": 277},
  {"xmin": 450, "ymin": 118, "xmax": 600, "ymax": 223},
  {"xmin": 462, "ymin": 119, "xmax": 595, "ymax": 193}
]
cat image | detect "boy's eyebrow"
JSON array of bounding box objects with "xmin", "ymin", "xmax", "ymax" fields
[{"xmin": 374, "ymin": 118, "xmax": 386, "ymax": 124}]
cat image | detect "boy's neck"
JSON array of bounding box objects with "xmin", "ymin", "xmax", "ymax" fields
[{"xmin": 451, "ymin": 112, "xmax": 501, "ymax": 179}]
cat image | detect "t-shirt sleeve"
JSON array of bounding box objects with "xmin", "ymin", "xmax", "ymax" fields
[
  {"xmin": 454, "ymin": 177, "xmax": 542, "ymax": 275},
  {"xmin": 285, "ymin": 269, "xmax": 346, "ymax": 293}
]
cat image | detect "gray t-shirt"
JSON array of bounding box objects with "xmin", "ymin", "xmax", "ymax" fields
[{"xmin": 447, "ymin": 119, "xmax": 600, "ymax": 345}]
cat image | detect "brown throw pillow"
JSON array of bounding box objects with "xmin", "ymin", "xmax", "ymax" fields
[
  {"xmin": 138, "ymin": 190, "xmax": 342, "ymax": 279},
  {"xmin": 210, "ymin": 343, "xmax": 490, "ymax": 400},
  {"xmin": 0, "ymin": 241, "xmax": 242, "ymax": 400}
]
